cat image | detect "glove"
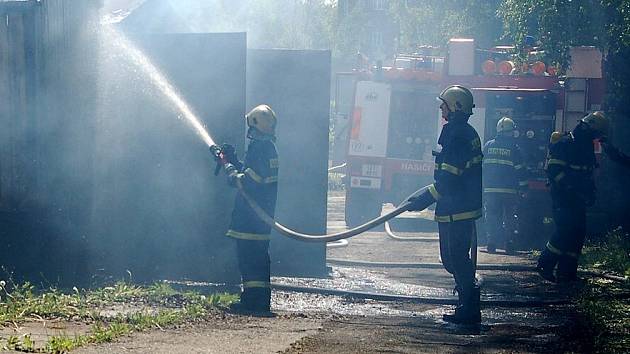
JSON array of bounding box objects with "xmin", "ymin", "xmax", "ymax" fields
[
  {"xmin": 406, "ymin": 190, "xmax": 437, "ymax": 211},
  {"xmin": 226, "ymin": 164, "xmax": 243, "ymax": 187},
  {"xmin": 220, "ymin": 143, "xmax": 239, "ymax": 164}
]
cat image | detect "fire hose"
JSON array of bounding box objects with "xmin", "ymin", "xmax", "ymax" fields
[
  {"xmin": 385, "ymin": 187, "xmax": 440, "ymax": 241},
  {"xmin": 384, "ymin": 188, "xmax": 478, "ymax": 272},
  {"xmin": 236, "ymin": 178, "xmax": 423, "ymax": 242},
  {"xmin": 210, "ymin": 144, "xmax": 430, "ymax": 243}
]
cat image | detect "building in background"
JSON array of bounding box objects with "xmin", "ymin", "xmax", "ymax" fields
[{"xmin": 338, "ymin": 0, "xmax": 397, "ymax": 60}]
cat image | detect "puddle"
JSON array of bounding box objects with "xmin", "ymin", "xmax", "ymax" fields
[{"xmin": 273, "ymin": 266, "xmax": 451, "ymax": 298}]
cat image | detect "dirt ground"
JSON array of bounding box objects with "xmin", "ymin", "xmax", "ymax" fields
[{"xmin": 1, "ymin": 191, "xmax": 597, "ymax": 353}]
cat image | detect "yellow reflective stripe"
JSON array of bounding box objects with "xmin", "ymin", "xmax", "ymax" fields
[
  {"xmin": 547, "ymin": 159, "xmax": 567, "ymax": 166},
  {"xmin": 269, "ymin": 158, "xmax": 279, "ymax": 169},
  {"xmin": 244, "ymin": 168, "xmax": 264, "ymax": 183},
  {"xmin": 465, "ymin": 155, "xmax": 483, "ymax": 168},
  {"xmin": 518, "ymin": 180, "xmax": 529, "ymax": 186},
  {"xmin": 483, "ymin": 158, "xmax": 514, "ymax": 166},
  {"xmin": 435, "ymin": 155, "xmax": 481, "ymax": 175},
  {"xmin": 484, "ymin": 188, "xmax": 517, "ymax": 194},
  {"xmin": 569, "ymin": 164, "xmax": 590, "ymax": 171},
  {"xmin": 437, "ymin": 163, "xmax": 463, "ymax": 175},
  {"xmin": 546, "ymin": 242, "xmax": 563, "ymax": 255},
  {"xmin": 243, "ymin": 281, "xmax": 270, "ymax": 289},
  {"xmin": 554, "ymin": 172, "xmax": 566, "ymax": 182},
  {"xmin": 244, "ymin": 168, "xmax": 278, "ymax": 184},
  {"xmin": 435, "ymin": 209, "xmax": 482, "ymax": 223},
  {"xmin": 428, "ymin": 184, "xmax": 441, "ymax": 200},
  {"xmin": 226, "ymin": 230, "xmax": 270, "ymax": 241},
  {"xmin": 514, "ymin": 164, "xmax": 524, "ymax": 170}
]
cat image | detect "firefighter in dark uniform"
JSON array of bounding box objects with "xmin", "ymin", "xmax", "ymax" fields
[
  {"xmin": 221, "ymin": 104, "xmax": 279, "ymax": 313},
  {"xmin": 483, "ymin": 117, "xmax": 527, "ymax": 254},
  {"xmin": 536, "ymin": 111, "xmax": 608, "ymax": 283},
  {"xmin": 407, "ymin": 85, "xmax": 483, "ymax": 324}
]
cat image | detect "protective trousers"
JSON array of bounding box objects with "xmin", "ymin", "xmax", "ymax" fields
[
  {"xmin": 439, "ymin": 220, "xmax": 477, "ymax": 299},
  {"xmin": 537, "ymin": 204, "xmax": 586, "ymax": 280},
  {"xmin": 236, "ymin": 239, "xmax": 271, "ymax": 311},
  {"xmin": 484, "ymin": 193, "xmax": 518, "ymax": 251}
]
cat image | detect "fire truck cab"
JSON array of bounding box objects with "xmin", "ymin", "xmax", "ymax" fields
[{"xmin": 334, "ymin": 39, "xmax": 603, "ymax": 249}]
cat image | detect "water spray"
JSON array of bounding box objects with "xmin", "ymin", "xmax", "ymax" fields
[
  {"xmin": 110, "ymin": 26, "xmax": 426, "ymax": 243},
  {"xmin": 106, "ymin": 27, "xmax": 215, "ymax": 148}
]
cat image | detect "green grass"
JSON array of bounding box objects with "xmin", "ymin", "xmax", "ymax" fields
[
  {"xmin": 0, "ymin": 280, "xmax": 238, "ymax": 353},
  {"xmin": 577, "ymin": 284, "xmax": 630, "ymax": 354},
  {"xmin": 575, "ymin": 227, "xmax": 630, "ymax": 353},
  {"xmin": 580, "ymin": 227, "xmax": 630, "ymax": 277}
]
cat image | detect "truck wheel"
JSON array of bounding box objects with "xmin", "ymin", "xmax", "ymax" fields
[{"xmin": 344, "ymin": 188, "xmax": 382, "ymax": 228}]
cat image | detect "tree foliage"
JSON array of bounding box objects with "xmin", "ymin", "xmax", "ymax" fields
[
  {"xmin": 498, "ymin": 0, "xmax": 607, "ymax": 70},
  {"xmin": 498, "ymin": 0, "xmax": 630, "ymax": 115},
  {"xmin": 391, "ymin": 0, "xmax": 503, "ymax": 52}
]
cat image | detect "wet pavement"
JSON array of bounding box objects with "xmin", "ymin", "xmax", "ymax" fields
[
  {"xmin": 270, "ymin": 191, "xmax": 578, "ymax": 323},
  {"xmin": 272, "ymin": 191, "xmax": 589, "ymax": 353}
]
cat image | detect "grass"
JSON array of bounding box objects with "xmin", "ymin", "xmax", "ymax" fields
[
  {"xmin": 580, "ymin": 227, "xmax": 630, "ymax": 277},
  {"xmin": 0, "ymin": 280, "xmax": 238, "ymax": 353},
  {"xmin": 575, "ymin": 227, "xmax": 630, "ymax": 354}
]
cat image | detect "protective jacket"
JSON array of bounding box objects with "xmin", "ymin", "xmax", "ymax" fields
[
  {"xmin": 226, "ymin": 139, "xmax": 279, "ymax": 240},
  {"xmin": 483, "ymin": 135, "xmax": 527, "ymax": 194},
  {"xmin": 431, "ymin": 115, "xmax": 483, "ymax": 223},
  {"xmin": 545, "ymin": 126, "xmax": 597, "ymax": 208}
]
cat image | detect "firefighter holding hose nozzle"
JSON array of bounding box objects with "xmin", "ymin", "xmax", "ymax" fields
[
  {"xmin": 214, "ymin": 104, "xmax": 279, "ymax": 314},
  {"xmin": 407, "ymin": 85, "xmax": 483, "ymax": 325}
]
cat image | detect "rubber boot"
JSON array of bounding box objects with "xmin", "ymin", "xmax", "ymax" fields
[
  {"xmin": 443, "ymin": 285, "xmax": 481, "ymax": 325},
  {"xmin": 252, "ymin": 289, "xmax": 272, "ymax": 313},
  {"xmin": 557, "ymin": 256, "xmax": 580, "ymax": 283},
  {"xmin": 229, "ymin": 289, "xmax": 259, "ymax": 314},
  {"xmin": 536, "ymin": 249, "xmax": 558, "ymax": 282}
]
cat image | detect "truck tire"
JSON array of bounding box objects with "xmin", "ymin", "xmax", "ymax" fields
[{"xmin": 345, "ymin": 188, "xmax": 383, "ymax": 228}]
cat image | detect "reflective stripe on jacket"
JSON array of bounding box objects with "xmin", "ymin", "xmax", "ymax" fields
[
  {"xmin": 432, "ymin": 117, "xmax": 483, "ymax": 222},
  {"xmin": 482, "ymin": 135, "xmax": 527, "ymax": 194},
  {"xmin": 227, "ymin": 139, "xmax": 279, "ymax": 239}
]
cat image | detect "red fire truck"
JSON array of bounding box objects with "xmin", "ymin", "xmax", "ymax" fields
[{"xmin": 334, "ymin": 39, "xmax": 604, "ymax": 248}]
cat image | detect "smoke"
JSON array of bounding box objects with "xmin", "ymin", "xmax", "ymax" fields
[
  {"xmin": 0, "ymin": 0, "xmax": 331, "ymax": 286},
  {"xmin": 107, "ymin": 0, "xmax": 334, "ymax": 50}
]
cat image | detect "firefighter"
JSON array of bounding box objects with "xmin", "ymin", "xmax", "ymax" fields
[
  {"xmin": 407, "ymin": 85, "xmax": 483, "ymax": 324},
  {"xmin": 220, "ymin": 104, "xmax": 279, "ymax": 313},
  {"xmin": 482, "ymin": 117, "xmax": 527, "ymax": 254},
  {"xmin": 536, "ymin": 111, "xmax": 608, "ymax": 283}
]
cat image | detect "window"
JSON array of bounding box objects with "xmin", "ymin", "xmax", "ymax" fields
[
  {"xmin": 371, "ymin": 31, "xmax": 384, "ymax": 48},
  {"xmin": 365, "ymin": 0, "xmax": 388, "ymax": 11},
  {"xmin": 374, "ymin": 0, "xmax": 388, "ymax": 11}
]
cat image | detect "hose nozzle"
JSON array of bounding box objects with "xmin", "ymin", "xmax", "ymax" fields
[{"xmin": 210, "ymin": 144, "xmax": 228, "ymax": 176}]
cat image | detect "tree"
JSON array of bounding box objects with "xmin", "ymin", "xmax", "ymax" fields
[
  {"xmin": 390, "ymin": 0, "xmax": 503, "ymax": 52},
  {"xmin": 498, "ymin": 0, "xmax": 606, "ymax": 69},
  {"xmin": 499, "ymin": 0, "xmax": 630, "ymax": 230}
]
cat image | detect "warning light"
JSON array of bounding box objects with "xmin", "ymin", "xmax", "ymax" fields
[
  {"xmin": 531, "ymin": 61, "xmax": 546, "ymax": 75},
  {"xmin": 481, "ymin": 60, "xmax": 496, "ymax": 75},
  {"xmin": 498, "ymin": 61, "xmax": 514, "ymax": 75}
]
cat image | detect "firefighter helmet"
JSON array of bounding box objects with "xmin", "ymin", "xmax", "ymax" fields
[
  {"xmin": 581, "ymin": 111, "xmax": 609, "ymax": 138},
  {"xmin": 437, "ymin": 85, "xmax": 475, "ymax": 115},
  {"xmin": 246, "ymin": 104, "xmax": 277, "ymax": 137},
  {"xmin": 496, "ymin": 117, "xmax": 516, "ymax": 133}
]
